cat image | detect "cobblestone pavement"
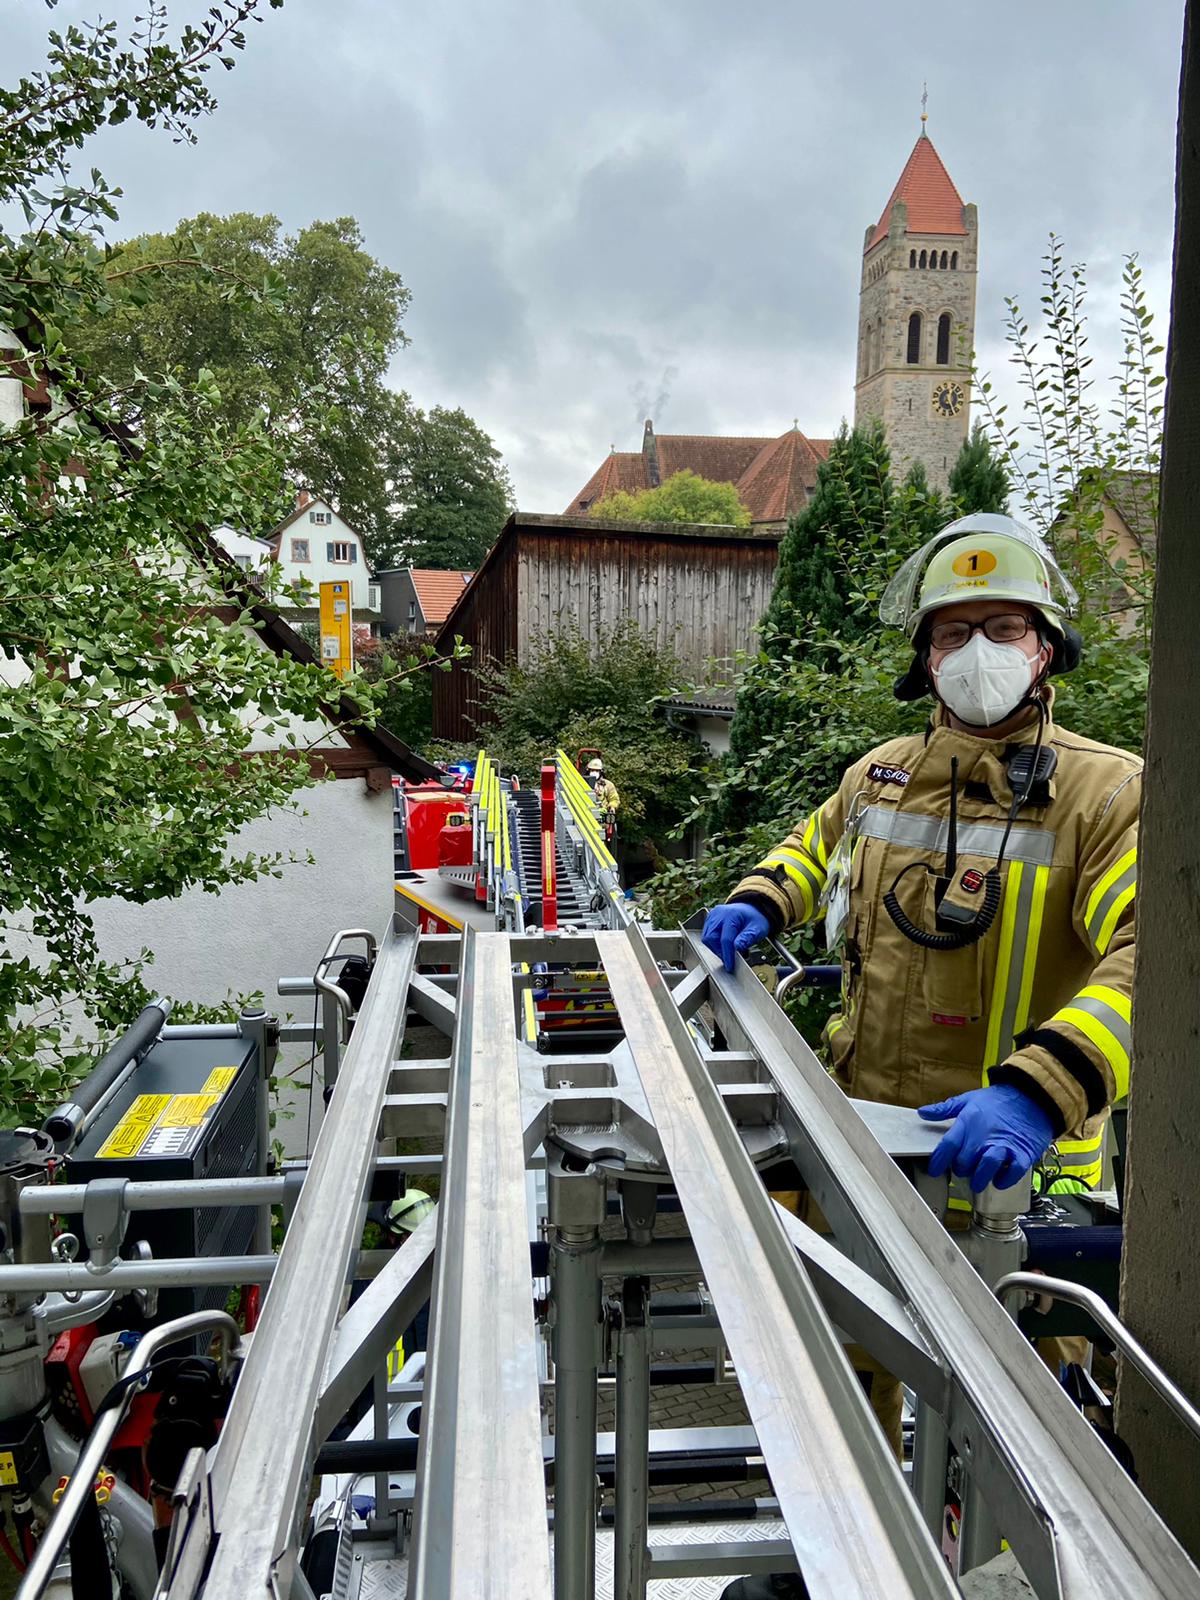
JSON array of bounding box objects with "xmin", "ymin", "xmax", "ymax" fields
[{"xmin": 547, "ymin": 1212, "xmax": 773, "ymax": 1507}]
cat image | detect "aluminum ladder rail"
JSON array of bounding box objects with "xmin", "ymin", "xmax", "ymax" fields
[
  {"xmin": 162, "ymin": 923, "xmax": 431, "ymax": 1600},
  {"xmin": 554, "ymin": 749, "xmax": 631, "ymax": 928},
  {"xmin": 161, "ymin": 922, "xmax": 1200, "ymax": 1600}
]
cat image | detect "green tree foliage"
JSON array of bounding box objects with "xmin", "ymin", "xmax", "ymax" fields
[
  {"xmin": 355, "ymin": 634, "xmax": 444, "ymax": 753},
  {"xmin": 0, "ymin": 1, "xmax": 436, "ymax": 1115},
  {"xmin": 651, "ymin": 245, "xmax": 1163, "ymax": 992},
  {"xmin": 948, "ymin": 421, "xmax": 1010, "ymax": 513},
  {"xmin": 721, "ymin": 424, "xmax": 943, "ymax": 826},
  {"xmin": 466, "ymin": 622, "xmax": 709, "ymax": 843},
  {"xmin": 591, "ymin": 469, "xmax": 751, "ymax": 528},
  {"xmin": 67, "ymin": 211, "xmax": 513, "ymax": 568},
  {"xmin": 378, "ymin": 397, "xmax": 514, "ymax": 570}
]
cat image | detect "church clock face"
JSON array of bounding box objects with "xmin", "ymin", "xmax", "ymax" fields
[{"xmin": 932, "ymin": 380, "xmax": 965, "ymax": 418}]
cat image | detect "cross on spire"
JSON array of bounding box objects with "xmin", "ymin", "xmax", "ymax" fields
[{"xmin": 921, "ymin": 82, "xmax": 928, "ymax": 132}]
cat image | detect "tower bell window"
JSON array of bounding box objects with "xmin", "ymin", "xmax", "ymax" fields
[
  {"xmin": 937, "ymin": 313, "xmax": 951, "ymax": 366},
  {"xmin": 907, "ymin": 313, "xmax": 922, "ymax": 365}
]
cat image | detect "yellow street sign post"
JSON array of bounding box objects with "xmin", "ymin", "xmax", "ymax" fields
[{"xmin": 319, "ymin": 579, "xmax": 353, "ymax": 678}]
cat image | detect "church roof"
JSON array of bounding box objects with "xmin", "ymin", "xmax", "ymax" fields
[
  {"xmin": 867, "ymin": 131, "xmax": 966, "ymax": 253},
  {"xmin": 565, "ymin": 428, "xmax": 833, "ymax": 525}
]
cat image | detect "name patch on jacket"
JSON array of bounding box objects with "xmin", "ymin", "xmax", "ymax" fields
[{"xmin": 868, "ymin": 762, "xmax": 911, "ymax": 788}]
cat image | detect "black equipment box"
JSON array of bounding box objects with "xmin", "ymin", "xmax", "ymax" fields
[{"xmin": 70, "ymin": 1035, "xmax": 261, "ymax": 1326}]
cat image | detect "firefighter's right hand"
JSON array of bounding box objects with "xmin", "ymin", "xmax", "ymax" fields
[{"xmin": 702, "ymin": 903, "xmax": 770, "ymax": 973}]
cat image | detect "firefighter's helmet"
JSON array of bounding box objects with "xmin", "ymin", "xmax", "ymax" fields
[
  {"xmin": 884, "ymin": 514, "xmax": 1083, "ymax": 702},
  {"xmin": 587, "ymin": 758, "xmax": 604, "ymax": 775},
  {"xmin": 386, "ymin": 1189, "xmax": 435, "ymax": 1234},
  {"xmin": 881, "ymin": 514, "xmax": 1077, "ymax": 641}
]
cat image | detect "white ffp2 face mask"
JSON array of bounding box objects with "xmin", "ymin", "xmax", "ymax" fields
[{"xmin": 931, "ymin": 632, "xmax": 1042, "ymax": 727}]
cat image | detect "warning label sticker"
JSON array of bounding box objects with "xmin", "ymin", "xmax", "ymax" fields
[
  {"xmin": 201, "ymin": 1066, "xmax": 238, "ymax": 1095},
  {"xmin": 0, "ymin": 1452, "xmax": 18, "ymax": 1487},
  {"xmin": 139, "ymin": 1093, "xmax": 222, "ymax": 1159},
  {"xmin": 97, "ymin": 1068, "xmax": 239, "ymax": 1161},
  {"xmin": 96, "ymin": 1094, "xmax": 173, "ymax": 1160}
]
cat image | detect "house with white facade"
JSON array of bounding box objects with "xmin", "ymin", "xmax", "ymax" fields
[
  {"xmin": 267, "ymin": 490, "xmax": 382, "ymax": 647},
  {"xmin": 213, "ymin": 524, "xmax": 273, "ymax": 575}
]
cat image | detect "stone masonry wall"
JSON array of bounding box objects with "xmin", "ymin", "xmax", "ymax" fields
[{"xmin": 854, "ymin": 201, "xmax": 979, "ymax": 490}]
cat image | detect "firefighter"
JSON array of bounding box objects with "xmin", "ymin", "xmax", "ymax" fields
[
  {"xmin": 702, "ymin": 514, "xmax": 1138, "ymax": 1486},
  {"xmin": 585, "ymin": 757, "xmax": 621, "ymax": 825}
]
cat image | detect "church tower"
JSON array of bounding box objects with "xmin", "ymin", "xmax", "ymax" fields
[{"xmin": 854, "ymin": 123, "xmax": 977, "ymax": 490}]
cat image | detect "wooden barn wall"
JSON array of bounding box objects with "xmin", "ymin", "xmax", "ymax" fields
[
  {"xmin": 431, "ymin": 535, "xmax": 519, "ymax": 742},
  {"xmin": 515, "ymin": 531, "xmax": 780, "ymax": 681}
]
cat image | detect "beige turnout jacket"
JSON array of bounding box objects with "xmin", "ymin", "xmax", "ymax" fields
[{"xmin": 730, "ymin": 699, "xmax": 1140, "ymax": 1181}]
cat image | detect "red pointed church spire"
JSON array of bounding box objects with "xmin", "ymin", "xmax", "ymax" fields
[{"xmin": 866, "ymin": 132, "xmax": 966, "ymax": 253}]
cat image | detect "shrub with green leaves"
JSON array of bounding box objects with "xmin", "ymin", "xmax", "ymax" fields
[
  {"xmin": 465, "ymin": 621, "xmax": 711, "ymax": 845},
  {"xmin": 0, "ymin": 3, "xmax": 438, "ymax": 1117},
  {"xmin": 591, "ymin": 469, "xmax": 751, "ymax": 528}
]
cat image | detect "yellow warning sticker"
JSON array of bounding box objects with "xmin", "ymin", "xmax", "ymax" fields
[
  {"xmin": 96, "ymin": 1094, "xmax": 172, "ymax": 1160},
  {"xmin": 158, "ymin": 1093, "xmax": 221, "ymax": 1129},
  {"xmin": 201, "ymin": 1066, "xmax": 238, "ymax": 1095},
  {"xmin": 0, "ymin": 1452, "xmax": 17, "ymax": 1487}
]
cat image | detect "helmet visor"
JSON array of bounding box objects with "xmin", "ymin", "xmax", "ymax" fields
[{"xmin": 880, "ymin": 514, "xmax": 1079, "ymax": 634}]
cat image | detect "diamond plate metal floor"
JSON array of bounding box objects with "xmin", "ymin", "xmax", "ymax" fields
[{"xmin": 359, "ymin": 1518, "xmax": 788, "ymax": 1598}]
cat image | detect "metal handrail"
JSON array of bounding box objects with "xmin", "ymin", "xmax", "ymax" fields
[
  {"xmin": 17, "ymin": 1310, "xmax": 240, "ymax": 1600},
  {"xmin": 994, "ymin": 1271, "xmax": 1200, "ymax": 1443},
  {"xmin": 313, "ymin": 927, "xmax": 377, "ymax": 1023}
]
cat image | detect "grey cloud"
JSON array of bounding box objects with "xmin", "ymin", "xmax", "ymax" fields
[{"xmin": 3, "ymin": 0, "xmax": 1186, "ymax": 514}]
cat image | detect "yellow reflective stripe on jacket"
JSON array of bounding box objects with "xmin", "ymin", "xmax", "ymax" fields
[
  {"xmin": 760, "ymin": 847, "xmax": 822, "ymax": 921},
  {"xmin": 1084, "ymin": 847, "xmax": 1136, "ymax": 954},
  {"xmin": 1054, "ymin": 1128, "xmax": 1104, "ymax": 1188},
  {"xmin": 983, "ymin": 862, "xmax": 1050, "ymax": 1070},
  {"xmin": 1050, "ymin": 985, "xmax": 1132, "ymax": 1101},
  {"xmin": 803, "ymin": 806, "xmax": 830, "ymax": 870}
]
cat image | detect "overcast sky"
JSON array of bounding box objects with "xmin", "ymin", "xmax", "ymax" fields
[{"xmin": 8, "ymin": 1, "xmax": 1187, "ymax": 511}]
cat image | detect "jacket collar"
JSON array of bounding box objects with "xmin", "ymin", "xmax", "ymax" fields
[{"xmin": 926, "ymin": 684, "xmax": 1055, "ymax": 745}]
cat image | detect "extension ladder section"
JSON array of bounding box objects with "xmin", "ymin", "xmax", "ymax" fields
[
  {"xmin": 155, "ymin": 917, "xmax": 1200, "ymax": 1600},
  {"xmin": 446, "ymin": 751, "xmax": 630, "ymax": 933}
]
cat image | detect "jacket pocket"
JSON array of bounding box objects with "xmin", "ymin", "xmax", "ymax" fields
[{"xmin": 919, "ymin": 866, "xmax": 986, "ymax": 1022}]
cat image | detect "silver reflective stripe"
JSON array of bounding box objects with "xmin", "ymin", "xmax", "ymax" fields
[
  {"xmin": 1057, "ymin": 1137, "xmax": 1104, "ymax": 1169},
  {"xmin": 1084, "ymin": 860, "xmax": 1137, "ymax": 949},
  {"xmin": 1063, "ymin": 994, "xmax": 1132, "ymax": 1060},
  {"xmin": 858, "ymin": 805, "xmax": 1056, "ymax": 867}
]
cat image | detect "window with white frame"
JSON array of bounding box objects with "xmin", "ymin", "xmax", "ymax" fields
[
  {"xmin": 331, "ymin": 540, "xmax": 354, "ymax": 563},
  {"xmin": 309, "ymin": 510, "xmax": 331, "ymax": 525},
  {"xmin": 291, "ymin": 538, "xmax": 310, "ymax": 562},
  {"xmin": 368, "ymin": 585, "xmax": 381, "ymax": 611}
]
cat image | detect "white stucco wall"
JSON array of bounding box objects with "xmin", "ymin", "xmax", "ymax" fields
[
  {"xmin": 213, "ymin": 523, "xmax": 273, "ymax": 573},
  {"xmin": 85, "ymin": 776, "xmax": 395, "ymax": 1155},
  {"xmin": 1, "ymin": 326, "xmax": 25, "ymax": 429},
  {"xmin": 275, "ymin": 499, "xmax": 379, "ymax": 613}
]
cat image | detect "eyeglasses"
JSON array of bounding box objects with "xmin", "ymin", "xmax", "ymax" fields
[{"xmin": 929, "ymin": 613, "xmax": 1035, "ymax": 652}]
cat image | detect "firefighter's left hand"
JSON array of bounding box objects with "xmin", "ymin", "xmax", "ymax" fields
[{"xmin": 918, "ymin": 1083, "xmax": 1055, "ymax": 1193}]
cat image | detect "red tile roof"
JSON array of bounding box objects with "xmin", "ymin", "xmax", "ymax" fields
[
  {"xmin": 565, "ymin": 428, "xmax": 828, "ymax": 525},
  {"xmin": 565, "ymin": 451, "xmax": 648, "ymax": 513},
  {"xmin": 411, "ymin": 569, "xmax": 474, "ymax": 625},
  {"xmin": 867, "ymin": 133, "xmax": 966, "ymax": 253},
  {"xmin": 657, "ymin": 435, "xmax": 772, "ymax": 486},
  {"xmin": 736, "ymin": 429, "xmax": 825, "ymax": 524}
]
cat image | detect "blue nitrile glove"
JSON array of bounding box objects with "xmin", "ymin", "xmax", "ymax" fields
[
  {"xmin": 918, "ymin": 1083, "xmax": 1055, "ymax": 1194},
  {"xmin": 702, "ymin": 903, "xmax": 771, "ymax": 973}
]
